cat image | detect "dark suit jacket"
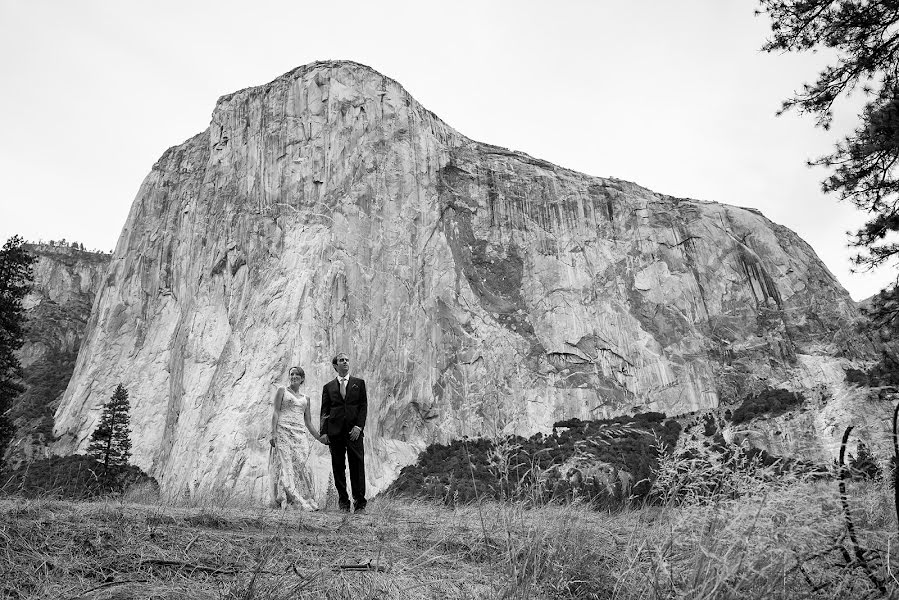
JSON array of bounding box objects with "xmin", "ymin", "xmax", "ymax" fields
[{"xmin": 320, "ymin": 376, "xmax": 368, "ymax": 437}]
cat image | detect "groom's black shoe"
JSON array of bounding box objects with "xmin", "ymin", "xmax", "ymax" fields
[
  {"xmin": 338, "ymin": 502, "xmax": 351, "ymax": 513},
  {"xmin": 353, "ymin": 505, "xmax": 365, "ymax": 514}
]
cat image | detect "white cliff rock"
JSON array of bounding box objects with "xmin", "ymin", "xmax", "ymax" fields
[
  {"xmin": 723, "ymin": 354, "xmax": 896, "ymax": 463},
  {"xmin": 54, "ymin": 61, "xmax": 878, "ymax": 503},
  {"xmin": 6, "ymin": 244, "xmax": 109, "ymax": 466},
  {"xmin": 19, "ymin": 244, "xmax": 109, "ymax": 368}
]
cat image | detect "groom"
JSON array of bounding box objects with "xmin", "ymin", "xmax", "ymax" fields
[{"xmin": 320, "ymin": 352, "xmax": 368, "ymax": 513}]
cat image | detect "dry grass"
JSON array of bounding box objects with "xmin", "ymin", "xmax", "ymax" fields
[
  {"xmin": 0, "ymin": 496, "xmax": 505, "ymax": 599},
  {"xmin": 1, "ymin": 477, "xmax": 897, "ymax": 599},
  {"xmin": 619, "ymin": 480, "xmax": 899, "ymax": 599}
]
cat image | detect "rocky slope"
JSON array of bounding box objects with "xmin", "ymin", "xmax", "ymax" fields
[
  {"xmin": 5, "ymin": 244, "xmax": 110, "ymax": 467},
  {"xmin": 53, "ymin": 61, "xmax": 885, "ymax": 503}
]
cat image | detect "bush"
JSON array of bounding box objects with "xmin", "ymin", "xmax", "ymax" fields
[
  {"xmin": 652, "ymin": 434, "xmax": 827, "ymax": 506},
  {"xmin": 848, "ymin": 442, "xmax": 883, "ymax": 481},
  {"xmin": 0, "ymin": 454, "xmax": 157, "ymax": 500},
  {"xmin": 388, "ymin": 412, "xmax": 682, "ymax": 507},
  {"xmin": 729, "ymin": 387, "xmax": 804, "ymax": 424},
  {"xmin": 845, "ymin": 357, "xmax": 899, "ymax": 388},
  {"xmin": 702, "ymin": 413, "xmax": 718, "ymax": 436}
]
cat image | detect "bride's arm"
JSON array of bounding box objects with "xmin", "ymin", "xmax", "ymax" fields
[
  {"xmin": 271, "ymin": 387, "xmax": 284, "ymax": 447},
  {"xmin": 303, "ymin": 397, "xmax": 325, "ymax": 441}
]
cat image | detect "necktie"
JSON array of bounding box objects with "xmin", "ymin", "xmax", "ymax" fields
[{"xmin": 340, "ymin": 378, "xmax": 347, "ymax": 398}]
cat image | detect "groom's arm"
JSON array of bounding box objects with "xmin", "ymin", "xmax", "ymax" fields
[
  {"xmin": 319, "ymin": 384, "xmax": 331, "ymax": 433},
  {"xmin": 355, "ymin": 379, "xmax": 368, "ymax": 432}
]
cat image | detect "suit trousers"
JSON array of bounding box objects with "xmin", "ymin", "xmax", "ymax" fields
[{"xmin": 329, "ymin": 431, "xmax": 366, "ymax": 508}]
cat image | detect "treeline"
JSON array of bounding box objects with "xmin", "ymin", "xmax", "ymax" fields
[
  {"xmin": 387, "ymin": 412, "xmax": 682, "ymax": 507},
  {"xmin": 31, "ymin": 239, "xmax": 112, "ymax": 254}
]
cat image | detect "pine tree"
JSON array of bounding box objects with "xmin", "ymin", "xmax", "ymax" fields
[
  {"xmin": 0, "ymin": 235, "xmax": 36, "ymax": 461},
  {"xmin": 87, "ymin": 384, "xmax": 132, "ymax": 476},
  {"xmin": 757, "ymin": 1, "xmax": 899, "ymax": 329}
]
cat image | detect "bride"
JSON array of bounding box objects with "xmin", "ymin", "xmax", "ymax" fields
[{"xmin": 270, "ymin": 366, "xmax": 328, "ymax": 510}]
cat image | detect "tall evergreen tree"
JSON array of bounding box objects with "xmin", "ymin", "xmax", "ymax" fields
[
  {"xmin": 757, "ymin": 1, "xmax": 899, "ymax": 328},
  {"xmin": 87, "ymin": 384, "xmax": 132, "ymax": 475},
  {"xmin": 0, "ymin": 235, "xmax": 35, "ymax": 461}
]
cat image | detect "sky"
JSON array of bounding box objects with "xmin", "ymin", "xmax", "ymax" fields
[{"xmin": 0, "ymin": 0, "xmax": 894, "ymax": 301}]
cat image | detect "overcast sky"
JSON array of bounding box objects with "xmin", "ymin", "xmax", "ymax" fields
[{"xmin": 1, "ymin": 0, "xmax": 893, "ymax": 301}]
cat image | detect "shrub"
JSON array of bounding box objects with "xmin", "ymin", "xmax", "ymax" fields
[
  {"xmin": 651, "ymin": 434, "xmax": 827, "ymax": 506},
  {"xmin": 388, "ymin": 412, "xmax": 682, "ymax": 507},
  {"xmin": 845, "ymin": 356, "xmax": 899, "ymax": 387},
  {"xmin": 702, "ymin": 413, "xmax": 718, "ymax": 436},
  {"xmin": 0, "ymin": 454, "xmax": 156, "ymax": 500},
  {"xmin": 848, "ymin": 441, "xmax": 883, "ymax": 481},
  {"xmin": 729, "ymin": 387, "xmax": 804, "ymax": 424}
]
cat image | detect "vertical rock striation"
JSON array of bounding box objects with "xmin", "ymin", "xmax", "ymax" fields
[{"xmin": 54, "ymin": 61, "xmax": 877, "ymax": 502}]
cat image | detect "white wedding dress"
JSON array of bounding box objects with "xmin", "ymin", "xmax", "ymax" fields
[{"xmin": 271, "ymin": 388, "xmax": 319, "ymax": 511}]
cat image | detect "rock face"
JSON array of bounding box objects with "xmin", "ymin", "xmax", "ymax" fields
[
  {"xmin": 6, "ymin": 244, "xmax": 110, "ymax": 466},
  {"xmin": 724, "ymin": 354, "xmax": 896, "ymax": 465},
  {"xmin": 53, "ymin": 61, "xmax": 880, "ymax": 503}
]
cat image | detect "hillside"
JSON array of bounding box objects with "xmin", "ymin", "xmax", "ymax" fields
[{"xmin": 5, "ymin": 243, "xmax": 109, "ymax": 467}]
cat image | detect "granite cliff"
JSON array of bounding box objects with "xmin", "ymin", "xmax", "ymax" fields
[
  {"xmin": 52, "ymin": 61, "xmax": 886, "ymax": 503},
  {"xmin": 5, "ymin": 244, "xmax": 110, "ymax": 467}
]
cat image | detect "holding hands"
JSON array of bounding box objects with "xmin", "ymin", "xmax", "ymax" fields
[{"xmin": 319, "ymin": 434, "xmax": 330, "ymax": 445}]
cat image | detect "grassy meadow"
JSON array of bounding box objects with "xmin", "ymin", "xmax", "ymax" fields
[{"xmin": 1, "ymin": 473, "xmax": 896, "ymax": 600}]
